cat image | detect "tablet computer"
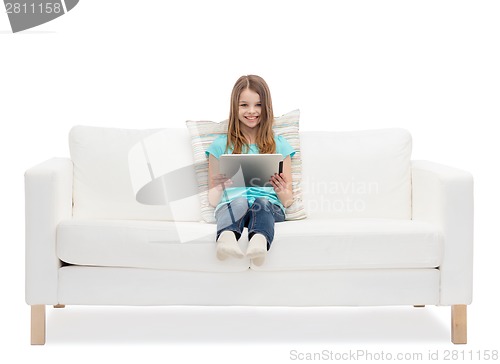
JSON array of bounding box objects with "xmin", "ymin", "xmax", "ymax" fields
[{"xmin": 219, "ymin": 154, "xmax": 283, "ymax": 188}]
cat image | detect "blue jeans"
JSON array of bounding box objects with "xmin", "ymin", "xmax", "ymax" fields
[{"xmin": 215, "ymin": 197, "xmax": 285, "ymax": 250}]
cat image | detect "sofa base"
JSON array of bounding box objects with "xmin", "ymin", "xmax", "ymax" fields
[
  {"xmin": 57, "ymin": 266, "xmax": 441, "ymax": 306},
  {"xmin": 29, "ymin": 266, "xmax": 468, "ymax": 344}
]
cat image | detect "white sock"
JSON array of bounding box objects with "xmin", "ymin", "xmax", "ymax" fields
[
  {"xmin": 246, "ymin": 234, "xmax": 267, "ymax": 266},
  {"xmin": 216, "ymin": 231, "xmax": 244, "ymax": 260}
]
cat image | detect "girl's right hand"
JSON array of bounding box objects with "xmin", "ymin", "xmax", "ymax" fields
[{"xmin": 211, "ymin": 174, "xmax": 233, "ymax": 191}]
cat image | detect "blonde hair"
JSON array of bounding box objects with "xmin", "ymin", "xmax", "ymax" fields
[{"xmin": 226, "ymin": 75, "xmax": 276, "ymax": 154}]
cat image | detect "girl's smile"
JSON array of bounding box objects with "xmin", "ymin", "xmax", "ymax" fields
[{"xmin": 238, "ymin": 88, "xmax": 262, "ymax": 131}]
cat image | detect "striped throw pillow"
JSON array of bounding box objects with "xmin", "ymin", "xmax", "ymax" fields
[{"xmin": 186, "ymin": 109, "xmax": 307, "ymax": 222}]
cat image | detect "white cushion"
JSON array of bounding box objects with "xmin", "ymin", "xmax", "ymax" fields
[
  {"xmin": 252, "ymin": 218, "xmax": 443, "ymax": 271},
  {"xmin": 300, "ymin": 129, "xmax": 412, "ymax": 219},
  {"xmin": 57, "ymin": 218, "xmax": 442, "ymax": 272},
  {"xmin": 57, "ymin": 219, "xmax": 249, "ymax": 272},
  {"xmin": 69, "ymin": 126, "xmax": 201, "ymax": 221}
]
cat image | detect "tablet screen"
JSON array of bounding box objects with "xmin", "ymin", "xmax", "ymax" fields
[{"xmin": 219, "ymin": 154, "xmax": 283, "ymax": 188}]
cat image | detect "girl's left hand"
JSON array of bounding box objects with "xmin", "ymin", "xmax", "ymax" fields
[{"xmin": 270, "ymin": 173, "xmax": 288, "ymax": 192}]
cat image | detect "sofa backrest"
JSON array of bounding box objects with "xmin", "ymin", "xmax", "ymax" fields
[
  {"xmin": 299, "ymin": 129, "xmax": 412, "ymax": 219},
  {"xmin": 69, "ymin": 126, "xmax": 201, "ymax": 221},
  {"xmin": 69, "ymin": 126, "xmax": 412, "ymax": 222}
]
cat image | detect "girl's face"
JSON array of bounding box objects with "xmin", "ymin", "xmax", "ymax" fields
[{"xmin": 238, "ymin": 88, "xmax": 262, "ymax": 132}]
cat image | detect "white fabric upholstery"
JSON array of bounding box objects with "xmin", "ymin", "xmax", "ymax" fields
[
  {"xmin": 57, "ymin": 218, "xmax": 443, "ymax": 272},
  {"xmin": 57, "ymin": 219, "xmax": 249, "ymax": 272},
  {"xmin": 254, "ymin": 218, "xmax": 443, "ymax": 271},
  {"xmin": 58, "ymin": 266, "xmax": 440, "ymax": 306},
  {"xmin": 69, "ymin": 126, "xmax": 201, "ymax": 221},
  {"xmin": 411, "ymin": 160, "xmax": 474, "ymax": 305},
  {"xmin": 300, "ymin": 129, "xmax": 412, "ymax": 219},
  {"xmin": 25, "ymin": 158, "xmax": 73, "ymax": 305}
]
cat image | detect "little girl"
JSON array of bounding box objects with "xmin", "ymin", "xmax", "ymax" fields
[{"xmin": 206, "ymin": 75, "xmax": 295, "ymax": 265}]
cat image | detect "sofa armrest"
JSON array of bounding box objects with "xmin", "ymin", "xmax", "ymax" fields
[
  {"xmin": 411, "ymin": 160, "xmax": 473, "ymax": 305},
  {"xmin": 25, "ymin": 158, "xmax": 73, "ymax": 305}
]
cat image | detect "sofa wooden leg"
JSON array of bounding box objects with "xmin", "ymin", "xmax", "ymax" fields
[
  {"xmin": 31, "ymin": 305, "xmax": 46, "ymax": 345},
  {"xmin": 451, "ymin": 304, "xmax": 467, "ymax": 344},
  {"xmin": 53, "ymin": 304, "xmax": 65, "ymax": 308}
]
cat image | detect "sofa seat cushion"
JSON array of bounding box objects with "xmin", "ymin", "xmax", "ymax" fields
[
  {"xmin": 58, "ymin": 218, "xmax": 442, "ymax": 273},
  {"xmin": 57, "ymin": 219, "xmax": 250, "ymax": 273},
  {"xmin": 252, "ymin": 218, "xmax": 443, "ymax": 271}
]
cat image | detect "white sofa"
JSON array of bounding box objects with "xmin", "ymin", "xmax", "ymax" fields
[{"xmin": 25, "ymin": 126, "xmax": 473, "ymax": 345}]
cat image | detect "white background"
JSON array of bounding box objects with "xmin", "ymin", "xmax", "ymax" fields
[{"xmin": 1, "ymin": 0, "xmax": 499, "ymax": 362}]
